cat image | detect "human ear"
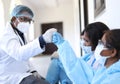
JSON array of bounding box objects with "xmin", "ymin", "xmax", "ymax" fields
[
  {"xmin": 101, "ymin": 48, "xmax": 116, "ymax": 57},
  {"xmin": 11, "ymin": 17, "xmax": 18, "ymax": 28},
  {"xmin": 11, "ymin": 17, "xmax": 16, "ymax": 23},
  {"xmin": 110, "ymin": 49, "xmax": 117, "ymax": 57}
]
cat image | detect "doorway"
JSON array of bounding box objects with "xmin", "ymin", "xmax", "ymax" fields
[{"xmin": 79, "ymin": 0, "xmax": 88, "ymax": 56}]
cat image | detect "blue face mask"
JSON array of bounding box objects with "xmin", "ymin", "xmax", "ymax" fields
[{"xmin": 80, "ymin": 39, "xmax": 92, "ymax": 55}]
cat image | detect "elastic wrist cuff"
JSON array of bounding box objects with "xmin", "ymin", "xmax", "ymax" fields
[{"xmin": 39, "ymin": 36, "xmax": 46, "ymax": 48}]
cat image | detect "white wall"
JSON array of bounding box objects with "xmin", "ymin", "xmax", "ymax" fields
[
  {"xmin": 73, "ymin": 0, "xmax": 81, "ymax": 57},
  {"xmin": 2, "ymin": 0, "xmax": 11, "ymax": 24},
  {"xmin": 88, "ymin": 0, "xmax": 120, "ymax": 29}
]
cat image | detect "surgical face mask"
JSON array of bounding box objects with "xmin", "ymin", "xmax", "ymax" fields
[
  {"xmin": 17, "ymin": 19, "xmax": 30, "ymax": 33},
  {"xmin": 94, "ymin": 41, "xmax": 104, "ymax": 61},
  {"xmin": 99, "ymin": 56, "xmax": 111, "ymax": 66},
  {"xmin": 94, "ymin": 41, "xmax": 110, "ymax": 66},
  {"xmin": 80, "ymin": 39, "xmax": 92, "ymax": 54}
]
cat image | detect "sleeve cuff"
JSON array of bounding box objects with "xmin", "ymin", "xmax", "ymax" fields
[{"xmin": 39, "ymin": 36, "xmax": 47, "ymax": 48}]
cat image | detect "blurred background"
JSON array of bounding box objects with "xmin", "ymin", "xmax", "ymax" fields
[{"xmin": 1, "ymin": 0, "xmax": 120, "ymax": 77}]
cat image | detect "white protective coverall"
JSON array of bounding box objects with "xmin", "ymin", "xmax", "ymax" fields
[{"xmin": 0, "ymin": 23, "xmax": 44, "ymax": 84}]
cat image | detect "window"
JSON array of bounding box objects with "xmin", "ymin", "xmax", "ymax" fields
[{"xmin": 94, "ymin": 0, "xmax": 105, "ymax": 17}]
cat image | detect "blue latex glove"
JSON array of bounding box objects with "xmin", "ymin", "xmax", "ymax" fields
[{"xmin": 52, "ymin": 32, "xmax": 65, "ymax": 47}]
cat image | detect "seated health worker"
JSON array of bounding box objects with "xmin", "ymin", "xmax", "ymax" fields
[
  {"xmin": 0, "ymin": 5, "xmax": 57, "ymax": 84},
  {"xmin": 91, "ymin": 29, "xmax": 120, "ymax": 84},
  {"xmin": 46, "ymin": 31, "xmax": 85, "ymax": 84},
  {"xmin": 46, "ymin": 22, "xmax": 110, "ymax": 84}
]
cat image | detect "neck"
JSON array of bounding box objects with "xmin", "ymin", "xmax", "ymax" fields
[{"xmin": 105, "ymin": 57, "xmax": 118, "ymax": 68}]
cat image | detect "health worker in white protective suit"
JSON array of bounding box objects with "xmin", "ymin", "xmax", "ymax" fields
[{"xmin": 0, "ymin": 5, "xmax": 56, "ymax": 84}]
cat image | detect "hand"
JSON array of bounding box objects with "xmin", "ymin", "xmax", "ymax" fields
[
  {"xmin": 43, "ymin": 28, "xmax": 57, "ymax": 43},
  {"xmin": 51, "ymin": 51, "xmax": 59, "ymax": 59},
  {"xmin": 52, "ymin": 32, "xmax": 64, "ymax": 46}
]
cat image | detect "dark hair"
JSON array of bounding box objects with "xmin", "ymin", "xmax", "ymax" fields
[
  {"xmin": 105, "ymin": 29, "xmax": 120, "ymax": 59},
  {"xmin": 84, "ymin": 22, "xmax": 109, "ymax": 50}
]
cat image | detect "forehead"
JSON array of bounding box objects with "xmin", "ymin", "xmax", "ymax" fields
[
  {"xmin": 19, "ymin": 11, "xmax": 32, "ymax": 19},
  {"xmin": 19, "ymin": 16, "xmax": 31, "ymax": 19},
  {"xmin": 83, "ymin": 32, "xmax": 89, "ymax": 39}
]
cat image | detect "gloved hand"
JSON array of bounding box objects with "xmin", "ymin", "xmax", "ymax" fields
[
  {"xmin": 43, "ymin": 28, "xmax": 57, "ymax": 43},
  {"xmin": 52, "ymin": 32, "xmax": 65, "ymax": 47}
]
